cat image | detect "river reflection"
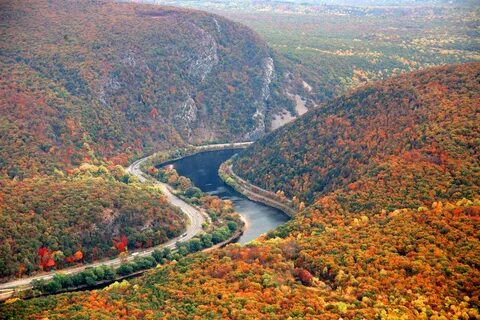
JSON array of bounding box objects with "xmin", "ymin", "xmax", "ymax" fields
[{"xmin": 160, "ymin": 149, "xmax": 289, "ymax": 244}]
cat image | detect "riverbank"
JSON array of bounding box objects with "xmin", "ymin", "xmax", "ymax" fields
[
  {"xmin": 139, "ymin": 142, "xmax": 253, "ymax": 172},
  {"xmin": 155, "ymin": 147, "xmax": 289, "ymax": 244},
  {"xmin": 219, "ymin": 159, "xmax": 297, "ymax": 217},
  {"xmin": 0, "ymin": 144, "xmax": 253, "ymax": 302}
]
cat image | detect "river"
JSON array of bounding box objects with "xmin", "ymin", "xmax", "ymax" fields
[{"xmin": 161, "ymin": 149, "xmax": 290, "ymax": 244}]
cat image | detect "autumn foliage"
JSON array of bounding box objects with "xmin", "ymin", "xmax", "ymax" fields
[
  {"xmin": 113, "ymin": 235, "xmax": 128, "ymax": 253},
  {"xmin": 234, "ymin": 63, "xmax": 480, "ymax": 212},
  {"xmin": 37, "ymin": 248, "xmax": 55, "ymax": 270},
  {"xmin": 0, "ymin": 166, "xmax": 186, "ymax": 280},
  {"xmin": 0, "ymin": 0, "xmax": 478, "ymax": 314},
  {"xmin": 3, "ymin": 63, "xmax": 479, "ymax": 319},
  {"xmin": 0, "ymin": 0, "xmax": 291, "ymax": 179}
]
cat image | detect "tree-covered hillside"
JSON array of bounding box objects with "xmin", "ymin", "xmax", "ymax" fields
[
  {"xmin": 0, "ymin": 0, "xmax": 293, "ymax": 178},
  {"xmin": 140, "ymin": 0, "xmax": 479, "ymax": 108},
  {"xmin": 5, "ymin": 201, "xmax": 477, "ymax": 319},
  {"xmin": 0, "ymin": 165, "xmax": 186, "ymax": 280},
  {"xmin": 4, "ymin": 63, "xmax": 478, "ymax": 319},
  {"xmin": 0, "ymin": 0, "xmax": 296, "ymax": 281},
  {"xmin": 234, "ymin": 63, "xmax": 480, "ymax": 211}
]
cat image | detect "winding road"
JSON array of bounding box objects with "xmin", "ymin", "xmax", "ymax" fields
[
  {"xmin": 127, "ymin": 153, "xmax": 206, "ymax": 243},
  {"xmin": 0, "ymin": 143, "xmax": 252, "ymax": 296}
]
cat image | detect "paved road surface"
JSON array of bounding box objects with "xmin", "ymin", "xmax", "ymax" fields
[
  {"xmin": 0, "ymin": 152, "xmax": 208, "ymax": 291},
  {"xmin": 0, "ymin": 142, "xmax": 251, "ymax": 293}
]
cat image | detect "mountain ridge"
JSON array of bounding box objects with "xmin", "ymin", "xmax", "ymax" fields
[
  {"xmin": 0, "ymin": 0, "xmax": 294, "ymax": 178},
  {"xmin": 3, "ymin": 63, "xmax": 478, "ymax": 319},
  {"xmin": 233, "ymin": 62, "xmax": 480, "ymax": 212}
]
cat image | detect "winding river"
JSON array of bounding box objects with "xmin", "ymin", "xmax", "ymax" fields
[
  {"xmin": 161, "ymin": 149, "xmax": 290, "ymax": 244},
  {"xmin": 0, "ymin": 147, "xmax": 289, "ymax": 298}
]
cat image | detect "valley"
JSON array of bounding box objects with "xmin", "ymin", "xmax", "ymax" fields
[
  {"xmin": 0, "ymin": 0, "xmax": 478, "ymax": 319},
  {"xmin": 3, "ymin": 62, "xmax": 478, "ymax": 320},
  {"xmin": 0, "ymin": 0, "xmax": 297, "ymax": 284},
  {"xmin": 161, "ymin": 149, "xmax": 290, "ymax": 244},
  {"xmin": 0, "ymin": 143, "xmax": 270, "ymax": 297}
]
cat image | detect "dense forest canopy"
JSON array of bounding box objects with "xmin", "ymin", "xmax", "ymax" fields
[
  {"xmin": 0, "ymin": 0, "xmax": 298, "ymax": 281},
  {"xmin": 141, "ymin": 0, "xmax": 479, "ymax": 107},
  {"xmin": 234, "ymin": 63, "xmax": 480, "ymax": 210},
  {"xmin": 0, "ymin": 0, "xmax": 286, "ymax": 282},
  {"xmin": 4, "ymin": 63, "xmax": 478, "ymax": 319},
  {"xmin": 0, "ymin": 0, "xmax": 478, "ymax": 318},
  {"xmin": 0, "ymin": 0, "xmax": 294, "ymax": 178},
  {"xmin": 0, "ymin": 164, "xmax": 186, "ymax": 280}
]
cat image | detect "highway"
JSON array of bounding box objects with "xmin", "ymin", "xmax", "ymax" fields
[
  {"xmin": 0, "ymin": 142, "xmax": 251, "ymax": 295},
  {"xmin": 0, "ymin": 150, "xmax": 209, "ymax": 292}
]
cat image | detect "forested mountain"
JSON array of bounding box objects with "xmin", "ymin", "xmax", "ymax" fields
[
  {"xmin": 4, "ymin": 64, "xmax": 478, "ymax": 319},
  {"xmin": 234, "ymin": 63, "xmax": 480, "ymax": 210},
  {"xmin": 0, "ymin": 165, "xmax": 186, "ymax": 280},
  {"xmin": 0, "ymin": 0, "xmax": 294, "ymax": 281},
  {"xmin": 0, "ymin": 0, "xmax": 293, "ymax": 178},
  {"xmin": 0, "ymin": 0, "xmax": 296, "ymax": 281},
  {"xmin": 143, "ymin": 0, "xmax": 479, "ymax": 113}
]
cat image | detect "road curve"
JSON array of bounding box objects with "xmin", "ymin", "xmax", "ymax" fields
[
  {"xmin": 0, "ymin": 153, "xmax": 207, "ymax": 292},
  {"xmin": 0, "ymin": 143, "xmax": 252, "ymax": 293},
  {"xmin": 126, "ymin": 153, "xmax": 206, "ymax": 245}
]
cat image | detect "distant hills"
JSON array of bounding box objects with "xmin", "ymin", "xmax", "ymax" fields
[
  {"xmin": 140, "ymin": 0, "xmax": 477, "ymax": 9},
  {"xmin": 262, "ymin": 0, "xmax": 473, "ymax": 6},
  {"xmin": 281, "ymin": 0, "xmax": 474, "ymax": 6}
]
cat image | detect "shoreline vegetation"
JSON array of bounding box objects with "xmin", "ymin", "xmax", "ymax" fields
[
  {"xmin": 139, "ymin": 142, "xmax": 253, "ymax": 173},
  {"xmin": 219, "ymin": 158, "xmax": 298, "ymax": 217},
  {"xmin": 2, "ymin": 144, "xmax": 251, "ymax": 302}
]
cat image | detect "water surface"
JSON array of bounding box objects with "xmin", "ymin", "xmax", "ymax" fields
[{"xmin": 161, "ymin": 149, "xmax": 289, "ymax": 244}]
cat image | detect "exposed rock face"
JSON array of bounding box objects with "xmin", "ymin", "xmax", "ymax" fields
[
  {"xmin": 245, "ymin": 57, "xmax": 274, "ymax": 140},
  {"xmin": 175, "ymin": 22, "xmax": 219, "ymax": 140},
  {"xmin": 187, "ymin": 23, "xmax": 219, "ymax": 82},
  {"xmin": 98, "ymin": 75, "xmax": 121, "ymax": 105},
  {"xmin": 213, "ymin": 18, "xmax": 221, "ymax": 34},
  {"xmin": 0, "ymin": 0, "xmax": 296, "ymax": 175},
  {"xmin": 175, "ymin": 97, "xmax": 198, "ymax": 139},
  {"xmin": 99, "ymin": 50, "xmax": 151, "ymax": 106}
]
